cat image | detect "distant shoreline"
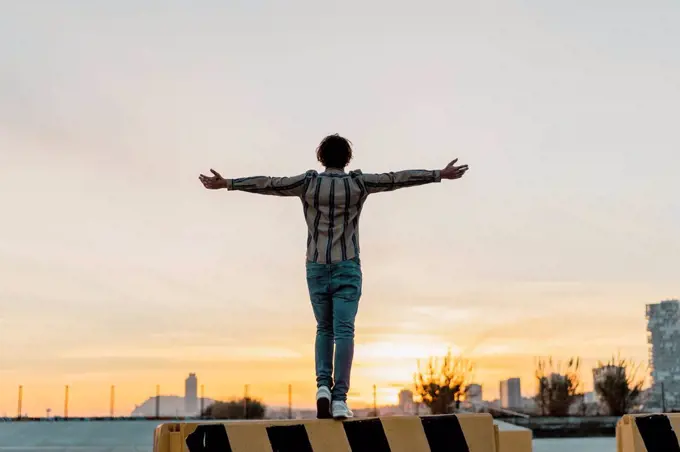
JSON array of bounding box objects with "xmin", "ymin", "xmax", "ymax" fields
[{"xmin": 2, "ymin": 417, "xmax": 205, "ymax": 422}]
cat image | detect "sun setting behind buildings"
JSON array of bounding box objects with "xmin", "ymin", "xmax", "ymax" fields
[
  {"xmin": 0, "ymin": 294, "xmax": 660, "ymax": 417},
  {"xmin": 0, "ymin": 323, "xmax": 652, "ymax": 417},
  {"xmin": 1, "ymin": 0, "xmax": 678, "ymax": 434}
]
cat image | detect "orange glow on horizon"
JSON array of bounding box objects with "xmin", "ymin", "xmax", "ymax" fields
[{"xmin": 1, "ymin": 332, "xmax": 649, "ymax": 417}]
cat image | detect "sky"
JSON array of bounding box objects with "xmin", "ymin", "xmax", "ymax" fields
[{"xmin": 1, "ymin": 0, "xmax": 679, "ymax": 416}]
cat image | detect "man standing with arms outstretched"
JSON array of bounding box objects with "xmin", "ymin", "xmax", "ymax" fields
[{"xmin": 199, "ymin": 134, "xmax": 469, "ymax": 419}]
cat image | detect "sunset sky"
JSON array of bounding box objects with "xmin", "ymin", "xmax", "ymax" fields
[{"xmin": 1, "ymin": 0, "xmax": 678, "ymax": 416}]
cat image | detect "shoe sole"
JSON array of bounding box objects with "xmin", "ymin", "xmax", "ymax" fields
[{"xmin": 316, "ymin": 397, "xmax": 332, "ymax": 419}]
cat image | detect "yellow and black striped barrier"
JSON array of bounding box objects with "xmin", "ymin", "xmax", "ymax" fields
[
  {"xmin": 154, "ymin": 413, "xmax": 502, "ymax": 452},
  {"xmin": 617, "ymin": 413, "xmax": 680, "ymax": 452},
  {"xmin": 493, "ymin": 421, "xmax": 532, "ymax": 452}
]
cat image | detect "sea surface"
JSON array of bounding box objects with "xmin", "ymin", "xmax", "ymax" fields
[{"xmin": 0, "ymin": 420, "xmax": 616, "ymax": 451}]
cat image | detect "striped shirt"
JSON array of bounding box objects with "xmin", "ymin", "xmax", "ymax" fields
[{"xmin": 226, "ymin": 168, "xmax": 441, "ymax": 263}]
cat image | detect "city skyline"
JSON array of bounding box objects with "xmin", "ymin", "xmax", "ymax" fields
[
  {"xmin": 4, "ymin": 352, "xmax": 659, "ymax": 418},
  {"xmin": 1, "ymin": 328, "xmax": 665, "ymax": 419},
  {"xmin": 1, "ymin": 1, "xmax": 679, "ymax": 417}
]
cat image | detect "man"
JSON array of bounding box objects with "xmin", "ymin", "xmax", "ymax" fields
[{"xmin": 199, "ymin": 134, "xmax": 469, "ymax": 419}]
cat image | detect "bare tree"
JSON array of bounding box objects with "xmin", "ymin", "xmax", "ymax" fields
[
  {"xmin": 535, "ymin": 356, "xmax": 582, "ymax": 416},
  {"xmin": 594, "ymin": 355, "xmax": 645, "ymax": 416},
  {"xmin": 415, "ymin": 349, "xmax": 474, "ymax": 414}
]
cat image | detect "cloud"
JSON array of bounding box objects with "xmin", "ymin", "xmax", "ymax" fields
[
  {"xmin": 355, "ymin": 339, "xmax": 460, "ymax": 361},
  {"xmin": 409, "ymin": 306, "xmax": 476, "ymax": 324},
  {"xmin": 58, "ymin": 345, "xmax": 303, "ymax": 361}
]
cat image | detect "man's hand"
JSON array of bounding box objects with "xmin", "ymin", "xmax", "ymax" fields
[
  {"xmin": 199, "ymin": 169, "xmax": 229, "ymax": 189},
  {"xmin": 440, "ymin": 159, "xmax": 469, "ymax": 180}
]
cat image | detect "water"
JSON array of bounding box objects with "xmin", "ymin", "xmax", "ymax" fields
[
  {"xmin": 534, "ymin": 437, "xmax": 615, "ymax": 452},
  {"xmin": 0, "ymin": 421, "xmax": 616, "ymax": 451}
]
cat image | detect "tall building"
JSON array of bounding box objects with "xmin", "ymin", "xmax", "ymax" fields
[
  {"xmin": 647, "ymin": 300, "xmax": 680, "ymax": 409},
  {"xmin": 465, "ymin": 384, "xmax": 483, "ymax": 404},
  {"xmin": 185, "ymin": 373, "xmax": 198, "ymax": 415},
  {"xmin": 398, "ymin": 389, "xmax": 414, "ymax": 413},
  {"xmin": 130, "ymin": 373, "xmax": 212, "ymax": 417},
  {"xmin": 500, "ymin": 378, "xmax": 522, "ymax": 409}
]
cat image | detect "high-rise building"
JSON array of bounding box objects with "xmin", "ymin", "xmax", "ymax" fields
[
  {"xmin": 398, "ymin": 389, "xmax": 414, "ymax": 413},
  {"xmin": 465, "ymin": 384, "xmax": 483, "ymax": 404},
  {"xmin": 185, "ymin": 373, "xmax": 198, "ymax": 415},
  {"xmin": 500, "ymin": 378, "xmax": 522, "ymax": 409},
  {"xmin": 647, "ymin": 300, "xmax": 680, "ymax": 409}
]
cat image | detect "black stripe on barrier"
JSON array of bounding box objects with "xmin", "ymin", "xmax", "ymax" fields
[
  {"xmin": 185, "ymin": 424, "xmax": 233, "ymax": 452},
  {"xmin": 343, "ymin": 418, "xmax": 391, "ymax": 452},
  {"xmin": 635, "ymin": 415, "xmax": 680, "ymax": 452},
  {"xmin": 420, "ymin": 415, "xmax": 470, "ymax": 452},
  {"xmin": 267, "ymin": 424, "xmax": 314, "ymax": 452}
]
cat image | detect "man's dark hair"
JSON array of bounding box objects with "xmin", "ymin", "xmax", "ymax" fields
[{"xmin": 316, "ymin": 134, "xmax": 353, "ymax": 169}]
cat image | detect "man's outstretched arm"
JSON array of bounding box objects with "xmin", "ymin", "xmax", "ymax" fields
[
  {"xmin": 199, "ymin": 169, "xmax": 314, "ymax": 197},
  {"xmin": 359, "ymin": 159, "xmax": 469, "ymax": 194}
]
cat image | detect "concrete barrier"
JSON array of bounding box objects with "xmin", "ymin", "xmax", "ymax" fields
[
  {"xmin": 494, "ymin": 420, "xmax": 533, "ymax": 452},
  {"xmin": 617, "ymin": 414, "xmax": 680, "ymax": 452},
  {"xmin": 154, "ymin": 413, "xmax": 499, "ymax": 452}
]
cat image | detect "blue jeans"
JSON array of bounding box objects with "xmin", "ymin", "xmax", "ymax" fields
[{"xmin": 306, "ymin": 257, "xmax": 362, "ymax": 402}]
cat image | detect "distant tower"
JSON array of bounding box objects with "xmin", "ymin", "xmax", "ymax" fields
[
  {"xmin": 500, "ymin": 378, "xmax": 521, "ymax": 409},
  {"xmin": 398, "ymin": 389, "xmax": 414, "ymax": 413},
  {"xmin": 647, "ymin": 300, "xmax": 680, "ymax": 410},
  {"xmin": 465, "ymin": 384, "xmax": 483, "ymax": 404},
  {"xmin": 185, "ymin": 373, "xmax": 198, "ymax": 415}
]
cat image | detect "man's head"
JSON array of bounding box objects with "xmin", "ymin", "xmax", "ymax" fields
[{"xmin": 316, "ymin": 134, "xmax": 353, "ymax": 169}]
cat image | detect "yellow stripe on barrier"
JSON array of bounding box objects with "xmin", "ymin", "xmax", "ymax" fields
[
  {"xmin": 380, "ymin": 416, "xmax": 432, "ymax": 452},
  {"xmin": 493, "ymin": 421, "xmax": 533, "ymax": 452},
  {"xmin": 154, "ymin": 423, "xmax": 183, "ymax": 452},
  {"xmin": 457, "ymin": 413, "xmax": 498, "ymax": 451},
  {"xmin": 153, "ymin": 413, "xmax": 500, "ymax": 452},
  {"xmin": 617, "ymin": 413, "xmax": 680, "ymax": 452},
  {"xmin": 305, "ymin": 420, "xmax": 352, "ymax": 452}
]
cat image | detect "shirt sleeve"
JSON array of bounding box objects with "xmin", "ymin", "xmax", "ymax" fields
[
  {"xmin": 226, "ymin": 170, "xmax": 316, "ymax": 197},
  {"xmin": 358, "ymin": 169, "xmax": 441, "ymax": 194}
]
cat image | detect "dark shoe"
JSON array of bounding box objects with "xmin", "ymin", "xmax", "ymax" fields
[{"xmin": 316, "ymin": 386, "xmax": 332, "ymax": 419}]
